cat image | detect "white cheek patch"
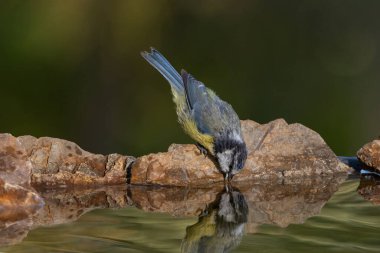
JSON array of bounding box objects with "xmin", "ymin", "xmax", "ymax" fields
[{"xmin": 217, "ymin": 149, "xmax": 234, "ymax": 173}]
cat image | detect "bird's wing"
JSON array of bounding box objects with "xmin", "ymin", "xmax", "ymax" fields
[{"xmin": 181, "ymin": 70, "xmax": 240, "ymax": 137}]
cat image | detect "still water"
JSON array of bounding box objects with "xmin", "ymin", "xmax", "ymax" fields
[{"xmin": 1, "ymin": 176, "xmax": 379, "ymax": 253}]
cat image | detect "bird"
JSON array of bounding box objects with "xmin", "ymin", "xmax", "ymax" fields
[{"xmin": 141, "ymin": 48, "xmax": 247, "ymax": 180}]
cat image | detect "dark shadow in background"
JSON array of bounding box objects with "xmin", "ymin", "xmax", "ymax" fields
[{"xmin": 1, "ymin": 1, "xmax": 379, "ymax": 156}]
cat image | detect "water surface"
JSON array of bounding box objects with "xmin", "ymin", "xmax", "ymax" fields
[{"xmin": 1, "ymin": 176, "xmax": 379, "ymax": 253}]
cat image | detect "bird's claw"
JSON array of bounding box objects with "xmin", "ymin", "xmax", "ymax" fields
[
  {"xmin": 196, "ymin": 143, "xmax": 208, "ymax": 157},
  {"xmin": 224, "ymin": 173, "xmax": 233, "ymax": 191}
]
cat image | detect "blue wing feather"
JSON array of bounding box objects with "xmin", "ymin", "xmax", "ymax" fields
[{"xmin": 141, "ymin": 48, "xmax": 183, "ymax": 92}]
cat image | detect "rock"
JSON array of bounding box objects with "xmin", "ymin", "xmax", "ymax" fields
[
  {"xmin": 0, "ymin": 134, "xmax": 44, "ymax": 246},
  {"xmin": 357, "ymin": 139, "xmax": 380, "ymax": 172},
  {"xmin": 2, "ymin": 133, "xmax": 136, "ymax": 187},
  {"xmin": 131, "ymin": 119, "xmax": 349, "ymax": 186},
  {"xmin": 17, "ymin": 135, "xmax": 135, "ymax": 187},
  {"xmin": 1, "ymin": 119, "xmax": 349, "ymax": 187},
  {"xmin": 0, "ymin": 134, "xmax": 44, "ymax": 223},
  {"xmin": 0, "ymin": 134, "xmax": 32, "ymax": 187}
]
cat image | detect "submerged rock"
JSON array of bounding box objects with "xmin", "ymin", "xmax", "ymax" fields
[
  {"xmin": 357, "ymin": 139, "xmax": 380, "ymax": 173},
  {"xmin": 131, "ymin": 119, "xmax": 349, "ymax": 186}
]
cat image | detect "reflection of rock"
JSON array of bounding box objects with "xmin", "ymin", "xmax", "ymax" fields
[
  {"xmin": 130, "ymin": 174, "xmax": 346, "ymax": 229},
  {"xmin": 0, "ymin": 180, "xmax": 42, "ymax": 246},
  {"xmin": 0, "ymin": 185, "xmax": 130, "ymax": 247},
  {"xmin": 32, "ymin": 186, "xmax": 130, "ymax": 227},
  {"xmin": 357, "ymin": 139, "xmax": 380, "ymax": 172},
  {"xmin": 0, "ymin": 180, "xmax": 42, "ymax": 223},
  {"xmin": 131, "ymin": 119, "xmax": 349, "ymax": 186},
  {"xmin": 181, "ymin": 186, "xmax": 248, "ymax": 253},
  {"xmin": 357, "ymin": 175, "xmax": 380, "ymax": 205},
  {"xmin": 241, "ymin": 176, "xmax": 346, "ymax": 230},
  {"xmin": 0, "ymin": 218, "xmax": 32, "ymax": 247},
  {"xmin": 129, "ymin": 185, "xmax": 223, "ymax": 216},
  {"xmin": 0, "ymin": 174, "xmax": 346, "ymax": 247}
]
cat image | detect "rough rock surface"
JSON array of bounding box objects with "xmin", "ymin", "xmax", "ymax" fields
[
  {"xmin": 131, "ymin": 119, "xmax": 349, "ymax": 186},
  {"xmin": 357, "ymin": 139, "xmax": 380, "ymax": 172},
  {"xmin": 0, "ymin": 134, "xmax": 33, "ymax": 187},
  {"xmin": 0, "ymin": 134, "xmax": 43, "ymax": 223},
  {"xmin": 17, "ymin": 135, "xmax": 135, "ymax": 187}
]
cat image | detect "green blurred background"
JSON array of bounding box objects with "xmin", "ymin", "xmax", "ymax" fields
[{"xmin": 1, "ymin": 0, "xmax": 379, "ymax": 156}]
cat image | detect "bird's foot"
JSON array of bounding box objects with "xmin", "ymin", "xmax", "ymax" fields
[
  {"xmin": 199, "ymin": 205, "xmax": 209, "ymax": 217},
  {"xmin": 224, "ymin": 173, "xmax": 232, "ymax": 189},
  {"xmin": 196, "ymin": 143, "xmax": 208, "ymax": 157},
  {"xmin": 224, "ymin": 173, "xmax": 234, "ymax": 181},
  {"xmin": 224, "ymin": 176, "xmax": 232, "ymax": 193}
]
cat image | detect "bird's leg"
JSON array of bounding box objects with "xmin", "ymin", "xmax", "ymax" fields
[
  {"xmin": 224, "ymin": 175, "xmax": 232, "ymax": 193},
  {"xmin": 196, "ymin": 143, "xmax": 208, "ymax": 156},
  {"xmin": 199, "ymin": 205, "xmax": 209, "ymax": 217},
  {"xmin": 224, "ymin": 173, "xmax": 229, "ymax": 186},
  {"xmin": 225, "ymin": 182, "xmax": 230, "ymax": 193}
]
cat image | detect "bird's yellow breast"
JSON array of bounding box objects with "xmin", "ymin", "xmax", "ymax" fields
[
  {"xmin": 172, "ymin": 89, "xmax": 214, "ymax": 154},
  {"xmin": 182, "ymin": 118, "xmax": 214, "ymax": 155}
]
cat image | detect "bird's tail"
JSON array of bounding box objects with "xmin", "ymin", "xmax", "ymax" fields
[{"xmin": 141, "ymin": 48, "xmax": 184, "ymax": 92}]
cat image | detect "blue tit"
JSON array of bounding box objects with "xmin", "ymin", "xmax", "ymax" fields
[{"xmin": 141, "ymin": 48, "xmax": 247, "ymax": 180}]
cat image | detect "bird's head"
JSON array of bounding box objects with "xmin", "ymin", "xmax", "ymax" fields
[{"xmin": 215, "ymin": 138, "xmax": 247, "ymax": 178}]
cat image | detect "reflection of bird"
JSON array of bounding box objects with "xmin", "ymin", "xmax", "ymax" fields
[
  {"xmin": 141, "ymin": 48, "xmax": 247, "ymax": 180},
  {"xmin": 181, "ymin": 186, "xmax": 248, "ymax": 253}
]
